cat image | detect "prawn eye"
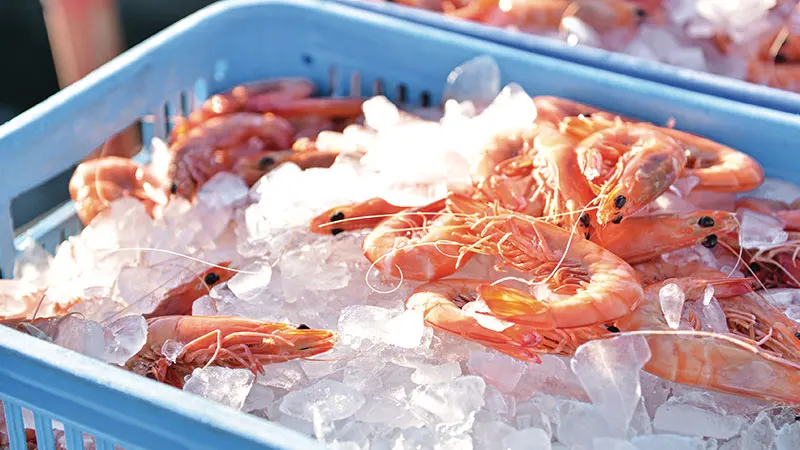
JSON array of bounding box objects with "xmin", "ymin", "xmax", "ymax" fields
[
  {"xmin": 257, "ymin": 156, "xmax": 276, "ymax": 170},
  {"xmin": 331, "ymin": 228, "xmax": 345, "ymax": 236},
  {"xmin": 611, "ymin": 214, "xmax": 623, "ymax": 224},
  {"xmin": 795, "ymin": 331, "xmax": 800, "ymax": 340},
  {"xmin": 614, "ymin": 195, "xmax": 627, "ymax": 209},
  {"xmin": 204, "ymin": 272, "xmax": 221, "ymax": 286},
  {"xmin": 697, "ymin": 216, "xmax": 715, "ymax": 228},
  {"xmin": 580, "ymin": 112, "xmax": 593, "ymax": 118},
  {"xmin": 776, "ymin": 53, "xmax": 788, "ymax": 63},
  {"xmin": 579, "ymin": 212, "xmax": 591, "ymax": 227},
  {"xmin": 634, "ymin": 7, "xmax": 647, "ymax": 19},
  {"xmin": 701, "ymin": 234, "xmax": 718, "ymax": 248},
  {"xmin": 170, "ymin": 183, "xmax": 178, "ymax": 194},
  {"xmin": 606, "ymin": 325, "xmax": 620, "ymax": 333},
  {"xmin": 749, "ymin": 262, "xmax": 761, "ymax": 273},
  {"xmin": 330, "ymin": 212, "xmax": 346, "ymax": 222},
  {"xmin": 297, "ymin": 324, "xmax": 310, "ymax": 330}
]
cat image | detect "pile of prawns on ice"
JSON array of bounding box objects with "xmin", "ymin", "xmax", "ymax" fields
[{"xmin": 6, "ymin": 71, "xmax": 800, "ymax": 411}]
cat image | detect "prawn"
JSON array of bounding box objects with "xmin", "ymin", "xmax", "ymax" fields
[
  {"xmin": 124, "ymin": 316, "xmax": 337, "ymax": 388},
  {"xmin": 589, "ymin": 210, "xmax": 739, "ymax": 264},
  {"xmin": 69, "ymin": 156, "xmax": 169, "ymax": 226},
  {"xmin": 362, "ymin": 198, "xmax": 477, "ymax": 281},
  {"xmin": 309, "ymin": 197, "xmax": 409, "ymax": 236},
  {"xmin": 651, "ymin": 127, "xmax": 765, "ymax": 193},
  {"xmin": 169, "ymin": 78, "xmax": 315, "ymax": 143},
  {"xmin": 446, "ymin": 192, "xmax": 643, "ymax": 329},
  {"xmin": 168, "ymin": 112, "xmax": 295, "ymax": 198},
  {"xmin": 616, "ymin": 277, "xmax": 800, "ymax": 405},
  {"xmin": 405, "ymin": 279, "xmax": 612, "ymax": 361},
  {"xmin": 575, "ymin": 124, "xmax": 687, "ymax": 226},
  {"xmin": 142, "ymin": 263, "xmax": 236, "ymax": 318},
  {"xmin": 232, "ymin": 149, "xmax": 343, "ymax": 187},
  {"xmin": 561, "ymin": 0, "xmax": 648, "ymax": 49}
]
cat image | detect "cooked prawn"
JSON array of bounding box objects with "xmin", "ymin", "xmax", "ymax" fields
[
  {"xmin": 143, "ymin": 263, "xmax": 236, "ymax": 318},
  {"xmin": 589, "ymin": 210, "xmax": 739, "ymax": 264},
  {"xmin": 69, "ymin": 156, "xmax": 169, "ymax": 226},
  {"xmin": 405, "ymin": 279, "xmax": 611, "ymax": 361},
  {"xmin": 616, "ymin": 277, "xmax": 800, "ymax": 405},
  {"xmin": 309, "ymin": 197, "xmax": 409, "ymax": 236},
  {"xmin": 126, "ymin": 315, "xmax": 337, "ymax": 388},
  {"xmin": 362, "ymin": 198, "xmax": 476, "ymax": 281},
  {"xmin": 576, "ymin": 124, "xmax": 687, "ymax": 226},
  {"xmin": 168, "ymin": 112, "xmax": 295, "ymax": 198},
  {"xmin": 170, "ymin": 78, "xmax": 315, "ymax": 143},
  {"xmin": 232, "ymin": 149, "xmax": 342, "ymax": 187},
  {"xmin": 446, "ymin": 192, "xmax": 644, "ymax": 329}
]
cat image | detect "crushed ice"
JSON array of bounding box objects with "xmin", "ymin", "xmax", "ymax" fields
[{"xmin": 7, "ymin": 56, "xmax": 800, "ymax": 449}]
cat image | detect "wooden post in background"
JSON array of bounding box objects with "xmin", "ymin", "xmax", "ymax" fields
[{"xmin": 42, "ymin": 0, "xmax": 141, "ymax": 159}]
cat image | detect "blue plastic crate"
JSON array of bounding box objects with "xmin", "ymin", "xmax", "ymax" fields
[
  {"xmin": 332, "ymin": 0, "xmax": 800, "ymax": 115},
  {"xmin": 1, "ymin": 0, "xmax": 800, "ymax": 449}
]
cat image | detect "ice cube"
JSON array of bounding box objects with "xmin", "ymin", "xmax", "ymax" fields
[
  {"xmin": 738, "ymin": 209, "xmax": 788, "ymax": 250},
  {"xmin": 410, "ymin": 376, "xmax": 486, "ymax": 435},
  {"xmin": 259, "ymin": 361, "xmax": 308, "ymax": 390},
  {"xmin": 775, "ymin": 421, "xmax": 800, "ymax": 450},
  {"xmin": 280, "ymin": 379, "xmax": 365, "ymax": 422},
  {"xmin": 571, "ymin": 335, "xmax": 651, "ymax": 434},
  {"xmin": 653, "ymin": 403, "xmax": 744, "ymax": 439},
  {"xmin": 504, "ymin": 427, "xmax": 551, "ymax": 449},
  {"xmin": 102, "ymin": 314, "xmax": 147, "ymax": 365},
  {"xmin": 363, "ymin": 96, "xmax": 401, "ymax": 132},
  {"xmin": 53, "ymin": 316, "xmax": 107, "ymax": 360},
  {"xmin": 592, "ymin": 437, "xmax": 637, "ymax": 450},
  {"xmin": 555, "ymin": 400, "xmax": 611, "ymax": 447},
  {"xmin": 337, "ymin": 305, "xmax": 395, "ymax": 350},
  {"xmin": 467, "ymin": 350, "xmax": 526, "ymax": 393},
  {"xmin": 14, "ymin": 237, "xmax": 53, "ymax": 284},
  {"xmin": 515, "ymin": 400, "xmax": 553, "ymax": 439},
  {"xmin": 160, "ymin": 339, "xmax": 184, "ymax": 363},
  {"xmin": 115, "ymin": 266, "xmax": 175, "ymax": 314},
  {"xmin": 227, "ymin": 261, "xmax": 272, "ymax": 300},
  {"xmin": 516, "ymin": 355, "xmax": 588, "ymax": 401},
  {"xmin": 443, "ymin": 55, "xmax": 501, "ymax": 108},
  {"xmin": 743, "ymin": 177, "xmax": 800, "ymax": 205},
  {"xmin": 631, "ymin": 434, "xmax": 707, "ymax": 450},
  {"xmin": 196, "ymin": 172, "xmax": 249, "ymax": 209},
  {"xmin": 183, "ymin": 367, "xmax": 254, "ymax": 410},
  {"xmin": 473, "ymin": 421, "xmax": 516, "ymax": 450},
  {"xmin": 382, "ymin": 308, "xmax": 426, "ymax": 349},
  {"xmin": 659, "ymin": 283, "xmax": 686, "ymax": 329},
  {"xmin": 411, "ymin": 362, "xmax": 462, "ymax": 385}
]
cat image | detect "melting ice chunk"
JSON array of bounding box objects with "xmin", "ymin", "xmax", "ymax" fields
[
  {"xmin": 280, "ymin": 379, "xmax": 365, "ymax": 422},
  {"xmin": 571, "ymin": 335, "xmax": 652, "ymax": 434},
  {"xmin": 504, "ymin": 427, "xmax": 551, "ymax": 450},
  {"xmin": 410, "ymin": 376, "xmax": 486, "ymax": 434},
  {"xmin": 102, "ymin": 314, "xmax": 147, "ymax": 365},
  {"xmin": 467, "ymin": 350, "xmax": 526, "ymax": 393},
  {"xmin": 738, "ymin": 209, "xmax": 788, "ymax": 250},
  {"xmin": 411, "ymin": 362, "xmax": 462, "ymax": 385},
  {"xmin": 227, "ymin": 261, "xmax": 272, "ymax": 300},
  {"xmin": 53, "ymin": 316, "xmax": 107, "ymax": 360},
  {"xmin": 443, "ymin": 55, "xmax": 501, "ymax": 108},
  {"xmin": 196, "ymin": 172, "xmax": 249, "ymax": 209},
  {"xmin": 653, "ymin": 402, "xmax": 744, "ymax": 439},
  {"xmin": 382, "ymin": 308, "xmax": 426, "ymax": 349},
  {"xmin": 183, "ymin": 367, "xmax": 254, "ymax": 410},
  {"xmin": 659, "ymin": 283, "xmax": 686, "ymax": 329}
]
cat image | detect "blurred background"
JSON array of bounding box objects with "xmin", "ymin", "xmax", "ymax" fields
[{"xmin": 1, "ymin": 0, "xmax": 217, "ymax": 230}]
